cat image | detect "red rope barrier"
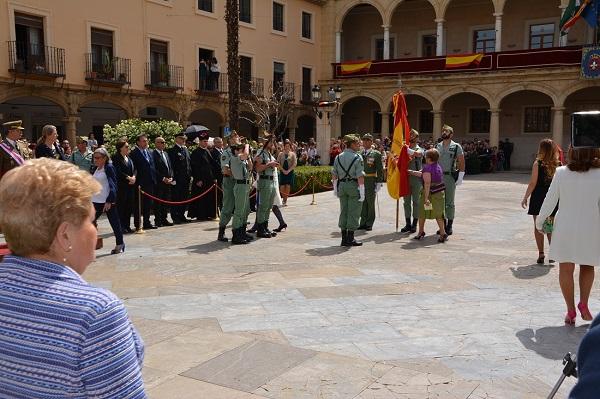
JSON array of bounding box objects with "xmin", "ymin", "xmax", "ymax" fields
[
  {"xmin": 287, "ymin": 176, "xmax": 316, "ymax": 197},
  {"xmin": 141, "ymin": 184, "xmax": 216, "ymax": 205}
]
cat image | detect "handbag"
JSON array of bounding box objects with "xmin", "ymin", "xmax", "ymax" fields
[{"xmin": 542, "ymin": 217, "xmax": 554, "ymax": 234}]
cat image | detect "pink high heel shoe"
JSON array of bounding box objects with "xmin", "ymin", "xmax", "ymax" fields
[
  {"xmin": 565, "ymin": 309, "xmax": 577, "ymax": 325},
  {"xmin": 578, "ymin": 302, "xmax": 594, "ymax": 321}
]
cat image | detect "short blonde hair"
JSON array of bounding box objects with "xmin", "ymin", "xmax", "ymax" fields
[{"xmin": 0, "ymin": 158, "xmax": 100, "ymax": 256}]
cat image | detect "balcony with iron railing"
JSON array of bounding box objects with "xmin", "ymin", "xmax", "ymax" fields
[
  {"xmin": 270, "ymin": 81, "xmax": 296, "ymax": 102},
  {"xmin": 7, "ymin": 41, "xmax": 65, "ymax": 79},
  {"xmin": 332, "ymin": 46, "xmax": 584, "ymax": 79},
  {"xmin": 195, "ymin": 70, "xmax": 228, "ymax": 95},
  {"xmin": 145, "ymin": 63, "xmax": 184, "ymax": 91},
  {"xmin": 241, "ymin": 77, "xmax": 265, "ymax": 98},
  {"xmin": 85, "ymin": 53, "xmax": 131, "ymax": 86}
]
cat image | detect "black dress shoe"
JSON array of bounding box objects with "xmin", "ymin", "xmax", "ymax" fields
[
  {"xmin": 173, "ymin": 219, "xmax": 184, "ymax": 225},
  {"xmin": 162, "ymin": 220, "xmax": 174, "ymax": 226},
  {"xmin": 365, "ymin": 226, "xmax": 373, "ymax": 231},
  {"xmin": 123, "ymin": 227, "xmax": 134, "ymax": 234},
  {"xmin": 143, "ymin": 224, "xmax": 158, "ymax": 230}
]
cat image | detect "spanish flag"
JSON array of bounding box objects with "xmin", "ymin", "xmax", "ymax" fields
[
  {"xmin": 340, "ymin": 61, "xmax": 372, "ymax": 75},
  {"xmin": 386, "ymin": 91, "xmax": 411, "ymax": 200},
  {"xmin": 445, "ymin": 53, "xmax": 483, "ymax": 69}
]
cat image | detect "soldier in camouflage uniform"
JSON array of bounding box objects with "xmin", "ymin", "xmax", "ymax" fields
[
  {"xmin": 332, "ymin": 134, "xmax": 365, "ymax": 247},
  {"xmin": 358, "ymin": 133, "xmax": 384, "ymax": 231},
  {"xmin": 230, "ymin": 143, "xmax": 253, "ymax": 244},
  {"xmin": 218, "ymin": 130, "xmax": 240, "ymax": 242}
]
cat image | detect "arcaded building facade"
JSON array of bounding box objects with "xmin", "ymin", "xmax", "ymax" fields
[{"xmin": 1, "ymin": 0, "xmax": 599, "ymax": 168}]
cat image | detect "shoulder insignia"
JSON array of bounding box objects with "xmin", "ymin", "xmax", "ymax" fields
[{"xmin": 221, "ymin": 155, "xmax": 227, "ymax": 161}]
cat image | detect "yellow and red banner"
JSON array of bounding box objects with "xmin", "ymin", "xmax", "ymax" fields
[
  {"xmin": 386, "ymin": 91, "xmax": 411, "ymax": 200},
  {"xmin": 340, "ymin": 61, "xmax": 372, "ymax": 75},
  {"xmin": 445, "ymin": 53, "xmax": 483, "ymax": 69}
]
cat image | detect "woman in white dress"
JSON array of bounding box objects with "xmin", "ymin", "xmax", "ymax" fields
[{"xmin": 537, "ymin": 146, "xmax": 600, "ymax": 324}]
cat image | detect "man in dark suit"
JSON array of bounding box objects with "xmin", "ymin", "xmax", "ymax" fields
[
  {"xmin": 189, "ymin": 131, "xmax": 217, "ymax": 220},
  {"xmin": 0, "ymin": 121, "xmax": 26, "ymax": 181},
  {"xmin": 152, "ymin": 136, "xmax": 174, "ymax": 227},
  {"xmin": 569, "ymin": 314, "xmax": 600, "ymax": 397},
  {"xmin": 168, "ymin": 132, "xmax": 192, "ymax": 224},
  {"xmin": 130, "ymin": 133, "xmax": 157, "ymax": 230},
  {"xmin": 210, "ymin": 136, "xmax": 225, "ymax": 209}
]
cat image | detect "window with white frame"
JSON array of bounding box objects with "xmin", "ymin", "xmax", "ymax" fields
[
  {"xmin": 529, "ymin": 23, "xmax": 555, "ymax": 49},
  {"xmin": 473, "ymin": 29, "xmax": 495, "ymax": 53},
  {"xmin": 198, "ymin": 0, "xmax": 213, "ymax": 13},
  {"xmin": 273, "ymin": 2, "xmax": 284, "ymax": 32},
  {"xmin": 301, "ymin": 12, "xmax": 312, "ymax": 40},
  {"xmin": 239, "ymin": 0, "xmax": 251, "ymax": 23}
]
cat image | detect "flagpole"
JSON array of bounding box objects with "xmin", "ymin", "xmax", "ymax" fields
[{"xmin": 395, "ymin": 199, "xmax": 399, "ymax": 233}]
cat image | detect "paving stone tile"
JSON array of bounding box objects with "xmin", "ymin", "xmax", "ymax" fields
[
  {"xmin": 254, "ymin": 352, "xmax": 392, "ymax": 399},
  {"xmin": 282, "ymin": 323, "xmax": 404, "ymax": 346},
  {"xmin": 181, "ymin": 340, "xmax": 316, "ymax": 392},
  {"xmin": 148, "ymin": 375, "xmax": 268, "ymax": 399},
  {"xmin": 219, "ymin": 312, "xmax": 331, "ymax": 332},
  {"xmin": 131, "ymin": 318, "xmax": 196, "ymax": 346}
]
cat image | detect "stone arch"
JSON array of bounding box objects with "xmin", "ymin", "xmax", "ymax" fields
[
  {"xmin": 341, "ymin": 96, "xmax": 382, "ymax": 136},
  {"xmin": 438, "ymin": 86, "xmax": 494, "ymax": 110},
  {"xmin": 79, "ymin": 95, "xmax": 130, "ymax": 116},
  {"xmin": 341, "ymin": 91, "xmax": 386, "ymax": 113},
  {"xmin": 336, "ymin": 0, "xmax": 386, "ymax": 32},
  {"xmin": 439, "ymin": 0, "xmax": 499, "ymax": 19},
  {"xmin": 384, "ymin": 0, "xmax": 438, "ymax": 25},
  {"xmin": 188, "ymin": 108, "xmax": 226, "ymax": 136},
  {"xmin": 559, "ymin": 81, "xmax": 600, "ymax": 107},
  {"xmin": 496, "ymin": 84, "xmax": 559, "ymax": 109},
  {"xmin": 381, "ymin": 88, "xmax": 436, "ymax": 110},
  {"xmin": 0, "ymin": 95, "xmax": 68, "ymax": 141},
  {"xmin": 0, "ymin": 88, "xmax": 69, "ymax": 116},
  {"xmin": 295, "ymin": 114, "xmax": 316, "ymax": 142}
]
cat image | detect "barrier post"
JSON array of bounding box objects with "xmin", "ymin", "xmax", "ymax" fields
[
  {"xmin": 310, "ymin": 176, "xmax": 316, "ymax": 205},
  {"xmin": 135, "ymin": 186, "xmax": 145, "ymax": 234}
]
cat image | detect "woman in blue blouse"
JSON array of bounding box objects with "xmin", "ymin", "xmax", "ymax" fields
[
  {"xmin": 0, "ymin": 158, "xmax": 145, "ymax": 398},
  {"xmin": 92, "ymin": 148, "xmax": 125, "ymax": 254}
]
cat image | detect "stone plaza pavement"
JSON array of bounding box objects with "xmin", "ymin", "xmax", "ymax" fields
[{"xmin": 86, "ymin": 172, "xmax": 593, "ymax": 398}]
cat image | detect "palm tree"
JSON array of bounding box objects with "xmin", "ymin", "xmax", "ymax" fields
[{"xmin": 225, "ymin": 0, "xmax": 240, "ymax": 131}]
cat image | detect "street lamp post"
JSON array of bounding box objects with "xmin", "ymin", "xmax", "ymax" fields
[{"xmin": 312, "ymin": 84, "xmax": 342, "ymax": 165}]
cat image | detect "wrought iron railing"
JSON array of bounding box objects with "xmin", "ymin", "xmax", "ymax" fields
[
  {"xmin": 7, "ymin": 41, "xmax": 65, "ymax": 77},
  {"xmin": 195, "ymin": 70, "xmax": 228, "ymax": 94},
  {"xmin": 270, "ymin": 80, "xmax": 296, "ymax": 102},
  {"xmin": 145, "ymin": 63, "xmax": 184, "ymax": 89},
  {"xmin": 241, "ymin": 77, "xmax": 264, "ymax": 97},
  {"xmin": 85, "ymin": 53, "xmax": 131, "ymax": 84}
]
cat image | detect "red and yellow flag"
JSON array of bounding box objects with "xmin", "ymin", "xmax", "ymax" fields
[
  {"xmin": 445, "ymin": 53, "xmax": 483, "ymax": 69},
  {"xmin": 386, "ymin": 91, "xmax": 411, "ymax": 200},
  {"xmin": 340, "ymin": 61, "xmax": 372, "ymax": 75}
]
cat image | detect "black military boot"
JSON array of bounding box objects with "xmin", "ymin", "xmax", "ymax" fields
[
  {"xmin": 400, "ymin": 218, "xmax": 412, "ymax": 233},
  {"xmin": 346, "ymin": 231, "xmax": 363, "ymax": 247},
  {"xmin": 256, "ymin": 222, "xmax": 272, "ymax": 238},
  {"xmin": 247, "ymin": 223, "xmax": 258, "ymax": 233},
  {"xmin": 340, "ymin": 230, "xmax": 347, "ymax": 246},
  {"xmin": 446, "ymin": 219, "xmax": 454, "ymax": 236},
  {"xmin": 410, "ymin": 218, "xmax": 418, "ymax": 233},
  {"xmin": 231, "ymin": 228, "xmax": 249, "ymax": 245},
  {"xmin": 217, "ymin": 226, "xmax": 229, "ymax": 242},
  {"xmin": 244, "ymin": 229, "xmax": 254, "ymax": 241}
]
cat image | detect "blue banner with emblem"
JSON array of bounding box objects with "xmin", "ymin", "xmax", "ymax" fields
[{"xmin": 581, "ymin": 46, "xmax": 600, "ymax": 79}]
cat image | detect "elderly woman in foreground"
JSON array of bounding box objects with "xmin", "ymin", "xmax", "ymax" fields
[{"xmin": 0, "ymin": 158, "xmax": 146, "ymax": 398}]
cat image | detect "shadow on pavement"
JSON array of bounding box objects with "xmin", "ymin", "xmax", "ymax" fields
[
  {"xmin": 361, "ymin": 232, "xmax": 402, "ymax": 244},
  {"xmin": 400, "ymin": 235, "xmax": 447, "ymax": 249},
  {"xmin": 306, "ymin": 246, "xmax": 351, "ymax": 256},
  {"xmin": 516, "ymin": 325, "xmax": 589, "ymax": 360},
  {"xmin": 183, "ymin": 241, "xmax": 230, "ymax": 254},
  {"xmin": 510, "ymin": 264, "xmax": 554, "ymax": 279}
]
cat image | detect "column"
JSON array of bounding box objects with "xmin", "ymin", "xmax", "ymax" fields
[
  {"xmin": 380, "ymin": 112, "xmax": 390, "ymax": 138},
  {"xmin": 552, "ymin": 106, "xmax": 566, "ymax": 148},
  {"xmin": 559, "ymin": 5, "xmax": 568, "ymax": 47},
  {"xmin": 432, "ymin": 109, "xmax": 443, "ymax": 141},
  {"xmin": 489, "ymin": 108, "xmax": 501, "ymax": 147},
  {"xmin": 435, "ymin": 19, "xmax": 445, "ymax": 56},
  {"xmin": 316, "ymin": 110, "xmax": 333, "ymax": 165},
  {"xmin": 383, "ymin": 25, "xmax": 391, "ymax": 60},
  {"xmin": 63, "ymin": 115, "xmax": 80, "ymax": 146},
  {"xmin": 288, "ymin": 127, "xmax": 296, "ymax": 142},
  {"xmin": 335, "ymin": 31, "xmax": 342, "ymax": 63},
  {"xmin": 494, "ymin": 13, "xmax": 503, "ymax": 52}
]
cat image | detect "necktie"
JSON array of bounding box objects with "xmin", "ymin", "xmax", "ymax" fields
[
  {"xmin": 144, "ymin": 149, "xmax": 149, "ymax": 162},
  {"xmin": 161, "ymin": 150, "xmax": 170, "ymax": 173}
]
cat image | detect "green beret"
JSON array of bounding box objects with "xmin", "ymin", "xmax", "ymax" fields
[{"xmin": 362, "ymin": 133, "xmax": 373, "ymax": 141}]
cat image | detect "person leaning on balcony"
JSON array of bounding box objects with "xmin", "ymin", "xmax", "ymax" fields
[
  {"xmin": 0, "ymin": 158, "xmax": 146, "ymax": 398},
  {"xmin": 69, "ymin": 136, "xmax": 93, "ymax": 172},
  {"xmin": 35, "ymin": 124, "xmax": 66, "ymax": 161},
  {"xmin": 210, "ymin": 57, "xmax": 220, "ymax": 91},
  {"xmin": 435, "ymin": 124, "xmax": 465, "ymax": 235}
]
